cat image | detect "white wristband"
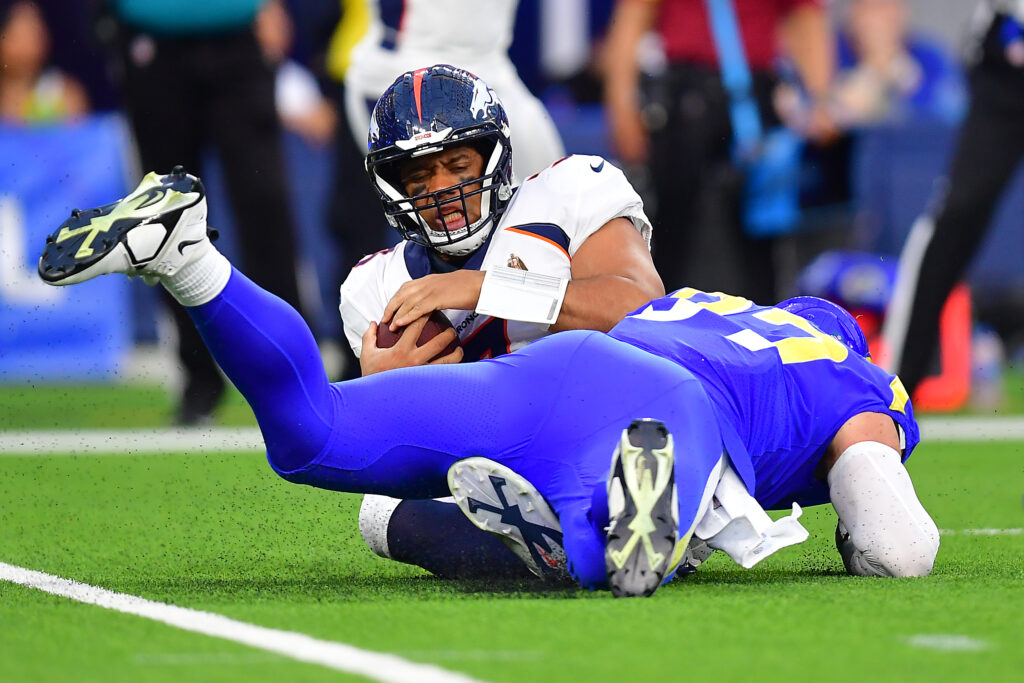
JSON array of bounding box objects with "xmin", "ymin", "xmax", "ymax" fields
[{"xmin": 475, "ymin": 266, "xmax": 569, "ymax": 325}]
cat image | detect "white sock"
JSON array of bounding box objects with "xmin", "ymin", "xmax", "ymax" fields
[
  {"xmin": 162, "ymin": 247, "xmax": 232, "ymax": 307},
  {"xmin": 358, "ymin": 495, "xmax": 404, "ymax": 559}
]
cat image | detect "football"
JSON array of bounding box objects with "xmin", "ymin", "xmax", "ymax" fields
[{"xmin": 375, "ymin": 310, "xmax": 461, "ymax": 360}]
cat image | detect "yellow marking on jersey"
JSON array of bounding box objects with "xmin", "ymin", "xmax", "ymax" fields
[
  {"xmin": 889, "ymin": 377, "xmax": 909, "ymax": 414},
  {"xmin": 754, "ymin": 308, "xmax": 850, "ymax": 364},
  {"xmin": 661, "ymin": 288, "xmax": 850, "ymax": 365},
  {"xmin": 673, "ymin": 288, "xmax": 753, "ymax": 316}
]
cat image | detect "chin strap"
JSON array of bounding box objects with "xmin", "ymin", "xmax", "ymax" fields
[{"xmin": 694, "ymin": 462, "xmax": 809, "ymax": 569}]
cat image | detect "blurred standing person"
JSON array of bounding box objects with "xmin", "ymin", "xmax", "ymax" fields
[
  {"xmin": 0, "ymin": 0, "xmax": 88, "ymax": 123},
  {"xmin": 825, "ymin": 0, "xmax": 964, "ymax": 127},
  {"xmin": 321, "ymin": 0, "xmax": 397, "ymax": 379},
  {"xmin": 883, "ymin": 0, "xmax": 1024, "ymax": 397},
  {"xmin": 255, "ymin": 0, "xmax": 338, "ymax": 148},
  {"xmin": 106, "ymin": 0, "xmax": 306, "ymax": 424},
  {"xmin": 342, "ymin": 0, "xmax": 565, "ymax": 182},
  {"xmin": 603, "ymin": 0, "xmax": 835, "ymax": 301}
]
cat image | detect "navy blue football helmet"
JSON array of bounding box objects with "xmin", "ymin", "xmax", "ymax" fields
[{"xmin": 365, "ymin": 64, "xmax": 514, "ymax": 256}]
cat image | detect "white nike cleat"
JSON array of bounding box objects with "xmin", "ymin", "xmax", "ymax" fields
[
  {"xmin": 448, "ymin": 457, "xmax": 570, "ymax": 583},
  {"xmin": 605, "ymin": 419, "xmax": 679, "ymax": 597},
  {"xmin": 38, "ymin": 166, "xmax": 213, "ymax": 286}
]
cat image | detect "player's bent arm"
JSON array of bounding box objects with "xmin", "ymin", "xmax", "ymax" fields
[
  {"xmin": 823, "ymin": 412, "xmax": 940, "ymax": 578},
  {"xmin": 550, "ymin": 218, "xmax": 664, "ymax": 333}
]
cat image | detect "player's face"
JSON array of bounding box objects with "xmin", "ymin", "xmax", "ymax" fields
[{"xmin": 398, "ymin": 144, "xmax": 485, "ymax": 234}]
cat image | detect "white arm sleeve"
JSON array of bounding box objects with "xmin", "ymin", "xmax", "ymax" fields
[{"xmin": 828, "ymin": 442, "xmax": 940, "ymax": 578}]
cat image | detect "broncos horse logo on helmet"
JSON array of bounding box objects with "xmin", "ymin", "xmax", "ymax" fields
[{"xmin": 365, "ymin": 64, "xmax": 515, "ymax": 256}]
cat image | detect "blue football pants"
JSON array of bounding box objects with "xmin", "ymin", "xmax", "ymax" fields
[{"xmin": 187, "ymin": 268, "xmax": 726, "ymax": 588}]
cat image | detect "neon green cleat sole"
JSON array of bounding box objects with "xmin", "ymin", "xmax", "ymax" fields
[
  {"xmin": 605, "ymin": 419, "xmax": 679, "ymax": 598},
  {"xmin": 38, "ymin": 166, "xmax": 207, "ymax": 286}
]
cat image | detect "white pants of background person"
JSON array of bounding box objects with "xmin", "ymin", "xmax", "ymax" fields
[{"xmin": 343, "ymin": 6, "xmax": 565, "ymax": 180}]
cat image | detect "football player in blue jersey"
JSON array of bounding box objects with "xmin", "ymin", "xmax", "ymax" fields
[{"xmin": 38, "ymin": 169, "xmax": 939, "ymax": 596}]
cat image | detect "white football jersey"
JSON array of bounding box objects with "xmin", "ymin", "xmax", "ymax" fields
[
  {"xmin": 339, "ymin": 155, "xmax": 652, "ymax": 359},
  {"xmin": 353, "ymin": 0, "xmax": 516, "ymax": 64}
]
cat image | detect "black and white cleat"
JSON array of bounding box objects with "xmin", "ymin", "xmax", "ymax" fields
[
  {"xmin": 605, "ymin": 418, "xmax": 679, "ymax": 597},
  {"xmin": 448, "ymin": 457, "xmax": 569, "ymax": 582},
  {"xmin": 38, "ymin": 167, "xmax": 209, "ymax": 286}
]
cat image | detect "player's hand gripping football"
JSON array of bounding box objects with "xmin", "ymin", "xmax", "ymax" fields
[
  {"xmin": 382, "ymin": 270, "xmax": 485, "ymax": 331},
  {"xmin": 360, "ymin": 312, "xmax": 463, "ymax": 376}
]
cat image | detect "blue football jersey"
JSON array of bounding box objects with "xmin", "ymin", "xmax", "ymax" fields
[{"xmin": 609, "ymin": 288, "xmax": 919, "ymax": 509}]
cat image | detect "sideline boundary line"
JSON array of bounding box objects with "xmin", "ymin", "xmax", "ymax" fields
[
  {"xmin": 3, "ymin": 416, "xmax": 1024, "ymax": 455},
  {"xmin": 917, "ymin": 417, "xmax": 1024, "ymax": 441},
  {"xmin": 0, "ymin": 562, "xmax": 485, "ymax": 683},
  {"xmin": 0, "ymin": 428, "xmax": 264, "ymax": 455}
]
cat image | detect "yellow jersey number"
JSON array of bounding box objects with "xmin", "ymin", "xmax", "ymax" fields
[
  {"xmin": 635, "ymin": 289, "xmax": 909, "ymax": 413},
  {"xmin": 636, "ymin": 288, "xmax": 850, "ymax": 365}
]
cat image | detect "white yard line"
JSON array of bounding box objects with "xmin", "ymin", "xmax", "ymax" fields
[
  {"xmin": 918, "ymin": 416, "xmax": 1024, "ymax": 441},
  {"xmin": 0, "ymin": 562, "xmax": 486, "ymax": 683},
  {"xmin": 3, "ymin": 416, "xmax": 1024, "ymax": 456},
  {"xmin": 0, "ymin": 428, "xmax": 265, "ymax": 455},
  {"xmin": 905, "ymin": 634, "xmax": 991, "ymax": 652}
]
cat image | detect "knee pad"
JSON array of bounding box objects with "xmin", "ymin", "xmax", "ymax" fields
[{"xmin": 828, "ymin": 442, "xmax": 939, "ymax": 577}]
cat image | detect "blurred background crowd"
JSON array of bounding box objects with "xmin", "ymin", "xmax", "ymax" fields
[{"xmin": 2, "ymin": 0, "xmax": 1022, "ymax": 424}]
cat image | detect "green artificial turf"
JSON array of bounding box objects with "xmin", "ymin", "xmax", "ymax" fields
[
  {"xmin": 0, "ymin": 383, "xmax": 256, "ymax": 430},
  {"xmin": 1, "ymin": 442, "xmax": 1021, "ymax": 682}
]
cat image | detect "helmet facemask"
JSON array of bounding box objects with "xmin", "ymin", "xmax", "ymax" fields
[
  {"xmin": 365, "ymin": 65, "xmax": 516, "ymax": 257},
  {"xmin": 370, "ymin": 130, "xmax": 513, "ymax": 256}
]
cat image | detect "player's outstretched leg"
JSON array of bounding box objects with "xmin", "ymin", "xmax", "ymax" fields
[
  {"xmin": 38, "ymin": 167, "xmax": 215, "ymax": 287},
  {"xmin": 38, "ymin": 167, "xmax": 335, "ymax": 472},
  {"xmin": 448, "ymin": 457, "xmax": 570, "ymax": 583},
  {"xmin": 605, "ymin": 419, "xmax": 679, "ymax": 598}
]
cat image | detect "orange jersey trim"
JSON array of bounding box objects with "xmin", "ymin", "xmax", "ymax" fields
[{"xmin": 505, "ymin": 227, "xmax": 571, "ymax": 261}]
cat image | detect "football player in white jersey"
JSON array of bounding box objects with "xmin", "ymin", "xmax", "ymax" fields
[
  {"xmin": 343, "ymin": 0, "xmax": 564, "ymax": 181},
  {"xmin": 339, "ymin": 64, "xmax": 664, "ymax": 579}
]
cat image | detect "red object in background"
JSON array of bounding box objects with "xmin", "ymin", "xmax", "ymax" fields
[
  {"xmin": 856, "ymin": 283, "xmax": 972, "ymax": 413},
  {"xmin": 655, "ymin": 0, "xmax": 821, "ymax": 70}
]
